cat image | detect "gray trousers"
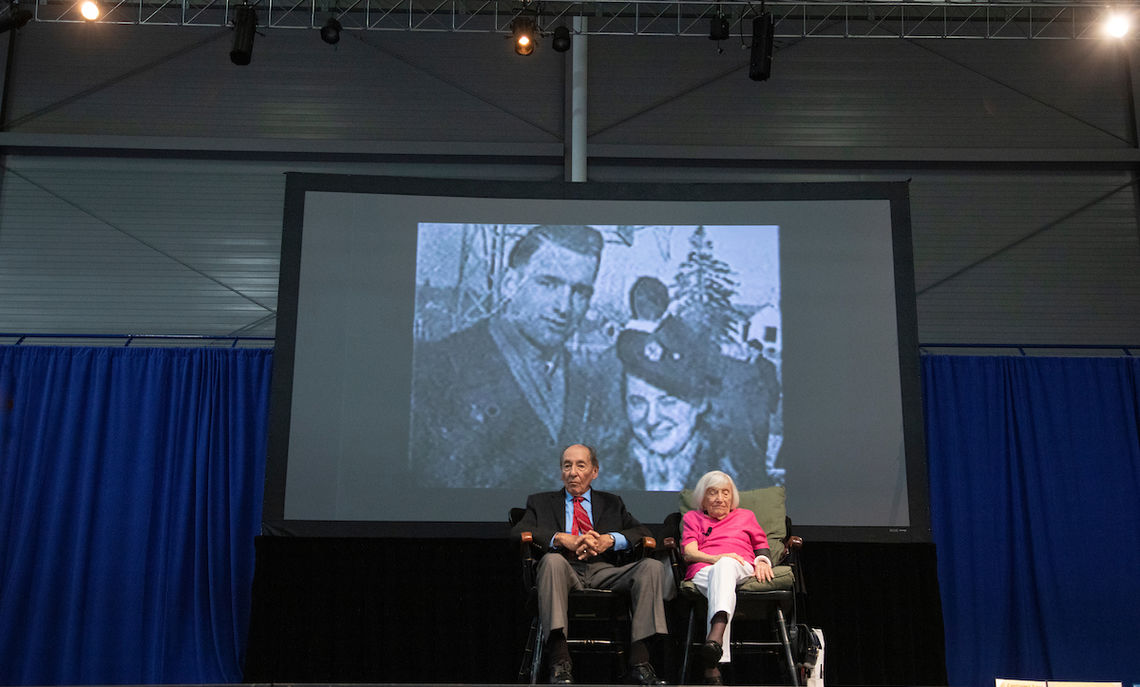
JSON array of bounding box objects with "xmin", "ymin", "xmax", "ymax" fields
[{"xmin": 537, "ymin": 553, "xmax": 675, "ymax": 643}]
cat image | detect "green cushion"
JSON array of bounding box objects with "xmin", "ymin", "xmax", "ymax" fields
[
  {"xmin": 678, "ymin": 485, "xmax": 787, "ymax": 563},
  {"xmin": 679, "ymin": 564, "xmax": 795, "ymax": 593}
]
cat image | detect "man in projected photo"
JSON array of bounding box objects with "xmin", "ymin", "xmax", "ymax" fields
[
  {"xmin": 626, "ymin": 275, "xmax": 670, "ymax": 333},
  {"xmin": 412, "ymin": 225, "xmax": 621, "ymax": 488},
  {"xmin": 511, "ymin": 443, "xmax": 672, "ymax": 685},
  {"xmin": 607, "ymin": 316, "xmax": 734, "ymax": 491},
  {"xmin": 701, "ymin": 338, "xmax": 783, "ymax": 490}
]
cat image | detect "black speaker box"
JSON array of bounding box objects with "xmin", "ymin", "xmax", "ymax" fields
[{"xmin": 749, "ymin": 13, "xmax": 774, "ymax": 81}]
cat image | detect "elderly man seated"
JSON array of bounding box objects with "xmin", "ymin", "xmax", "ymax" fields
[
  {"xmin": 511, "ymin": 443, "xmax": 674, "ymax": 685},
  {"xmin": 680, "ymin": 470, "xmax": 774, "ymax": 685}
]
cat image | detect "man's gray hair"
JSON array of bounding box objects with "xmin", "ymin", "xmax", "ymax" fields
[
  {"xmin": 561, "ymin": 443, "xmax": 598, "ymax": 470},
  {"xmin": 693, "ymin": 470, "xmax": 740, "ymax": 511}
]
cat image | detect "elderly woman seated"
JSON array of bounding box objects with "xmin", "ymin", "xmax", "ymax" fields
[{"xmin": 681, "ymin": 470, "xmax": 774, "ymax": 685}]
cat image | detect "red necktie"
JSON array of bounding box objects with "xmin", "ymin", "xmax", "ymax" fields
[{"xmin": 572, "ymin": 496, "xmax": 593, "ymax": 535}]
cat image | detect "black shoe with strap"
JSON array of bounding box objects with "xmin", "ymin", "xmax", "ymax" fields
[
  {"xmin": 703, "ymin": 670, "xmax": 724, "ymax": 685},
  {"xmin": 699, "ymin": 640, "xmax": 723, "ymax": 666},
  {"xmin": 549, "ymin": 659, "xmax": 574, "ymax": 684},
  {"xmin": 628, "ymin": 662, "xmax": 667, "ymax": 685}
]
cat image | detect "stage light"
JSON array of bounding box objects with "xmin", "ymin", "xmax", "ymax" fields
[
  {"xmin": 79, "ymin": 0, "xmax": 99, "ymax": 21},
  {"xmin": 320, "ymin": 16, "xmax": 341, "ymax": 44},
  {"xmin": 709, "ymin": 13, "xmax": 730, "ymax": 41},
  {"xmin": 230, "ymin": 3, "xmax": 257, "ymax": 65},
  {"xmin": 1105, "ymin": 11, "xmax": 1131, "ymax": 38},
  {"xmin": 552, "ymin": 25, "xmax": 571, "ymax": 52},
  {"xmin": 0, "ymin": 6, "xmax": 32, "ymax": 32},
  {"xmin": 749, "ymin": 12, "xmax": 774, "ymax": 81},
  {"xmin": 511, "ymin": 16, "xmax": 537, "ymax": 55}
]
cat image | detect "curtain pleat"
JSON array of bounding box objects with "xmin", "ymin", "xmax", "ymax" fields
[
  {"xmin": 922, "ymin": 355, "xmax": 1140, "ymax": 687},
  {"xmin": 0, "ymin": 347, "xmax": 272, "ymax": 685}
]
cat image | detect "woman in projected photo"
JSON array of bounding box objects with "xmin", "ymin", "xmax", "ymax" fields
[
  {"xmin": 680, "ymin": 470, "xmax": 774, "ymax": 685},
  {"xmin": 607, "ymin": 316, "xmax": 733, "ymax": 491}
]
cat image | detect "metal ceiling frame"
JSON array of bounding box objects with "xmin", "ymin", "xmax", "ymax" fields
[{"xmin": 20, "ymin": 0, "xmax": 1140, "ymax": 38}]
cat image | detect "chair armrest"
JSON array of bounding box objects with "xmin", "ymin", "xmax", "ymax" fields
[
  {"xmin": 624, "ymin": 536, "xmax": 656, "ymax": 565},
  {"xmin": 660, "ymin": 512, "xmax": 687, "ymax": 587},
  {"xmin": 517, "ymin": 531, "xmax": 542, "ymax": 590},
  {"xmin": 778, "ymin": 516, "xmax": 802, "ymax": 566},
  {"xmin": 518, "ymin": 531, "xmax": 547, "ymax": 558},
  {"xmin": 660, "ymin": 536, "xmax": 686, "ymax": 587},
  {"xmin": 783, "ymin": 534, "xmax": 805, "ymax": 594}
]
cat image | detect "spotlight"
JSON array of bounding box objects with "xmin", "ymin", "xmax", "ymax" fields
[
  {"xmin": 230, "ymin": 4, "xmax": 257, "ymax": 65},
  {"xmin": 0, "ymin": 7, "xmax": 32, "ymax": 32},
  {"xmin": 320, "ymin": 16, "xmax": 341, "ymax": 44},
  {"xmin": 511, "ymin": 16, "xmax": 537, "ymax": 55},
  {"xmin": 749, "ymin": 12, "xmax": 774, "ymax": 81},
  {"xmin": 552, "ymin": 25, "xmax": 571, "ymax": 52},
  {"xmin": 79, "ymin": 0, "xmax": 99, "ymax": 21},
  {"xmin": 709, "ymin": 13, "xmax": 730, "ymax": 41},
  {"xmin": 1105, "ymin": 11, "xmax": 1130, "ymax": 38}
]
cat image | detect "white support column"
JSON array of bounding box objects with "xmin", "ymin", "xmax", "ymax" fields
[
  {"xmin": 1121, "ymin": 43, "xmax": 1140, "ymax": 248},
  {"xmin": 565, "ymin": 16, "xmax": 587, "ymax": 182}
]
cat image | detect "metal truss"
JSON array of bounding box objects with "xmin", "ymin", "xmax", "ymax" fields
[{"xmin": 25, "ymin": 0, "xmax": 1140, "ymax": 38}]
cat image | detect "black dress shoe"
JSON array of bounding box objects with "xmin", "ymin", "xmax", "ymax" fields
[
  {"xmin": 627, "ymin": 662, "xmax": 667, "ymax": 685},
  {"xmin": 703, "ymin": 671, "xmax": 724, "ymax": 685},
  {"xmin": 699, "ymin": 640, "xmax": 723, "ymax": 666},
  {"xmin": 549, "ymin": 659, "xmax": 574, "ymax": 684}
]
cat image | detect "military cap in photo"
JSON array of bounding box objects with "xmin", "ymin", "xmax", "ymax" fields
[{"xmin": 617, "ymin": 315, "xmax": 720, "ymax": 400}]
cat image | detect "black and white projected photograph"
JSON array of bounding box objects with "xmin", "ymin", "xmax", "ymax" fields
[
  {"xmin": 408, "ymin": 224, "xmax": 782, "ymax": 492},
  {"xmin": 268, "ymin": 175, "xmax": 927, "ymax": 540}
]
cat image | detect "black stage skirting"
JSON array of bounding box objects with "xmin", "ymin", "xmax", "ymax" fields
[{"xmin": 244, "ymin": 536, "xmax": 947, "ymax": 686}]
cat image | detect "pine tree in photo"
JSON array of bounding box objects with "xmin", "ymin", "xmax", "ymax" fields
[{"xmin": 672, "ymin": 226, "xmax": 746, "ymax": 345}]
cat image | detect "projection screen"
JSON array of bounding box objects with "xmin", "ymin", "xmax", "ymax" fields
[{"xmin": 264, "ymin": 174, "xmax": 929, "ymax": 542}]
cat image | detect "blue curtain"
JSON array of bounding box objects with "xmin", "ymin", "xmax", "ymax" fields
[
  {"xmin": 923, "ymin": 355, "xmax": 1140, "ymax": 687},
  {"xmin": 0, "ymin": 346, "xmax": 273, "ymax": 686},
  {"xmin": 4, "ymin": 347, "xmax": 1139, "ymax": 686}
]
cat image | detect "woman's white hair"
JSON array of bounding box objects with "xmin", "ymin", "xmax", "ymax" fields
[{"xmin": 693, "ymin": 470, "xmax": 740, "ymax": 511}]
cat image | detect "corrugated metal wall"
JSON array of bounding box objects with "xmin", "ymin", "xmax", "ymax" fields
[
  {"xmin": 588, "ymin": 37, "xmax": 1135, "ymax": 149},
  {"xmin": 5, "ymin": 24, "xmax": 567, "ymax": 146},
  {"xmin": 1, "ymin": 22, "xmax": 1138, "ymax": 345},
  {"xmin": 0, "ymin": 158, "xmax": 283, "ymax": 337}
]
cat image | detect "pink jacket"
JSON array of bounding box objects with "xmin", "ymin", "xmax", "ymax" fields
[{"xmin": 680, "ymin": 507, "xmax": 769, "ymax": 580}]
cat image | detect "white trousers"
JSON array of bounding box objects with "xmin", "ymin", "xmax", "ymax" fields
[{"xmin": 690, "ymin": 557, "xmax": 754, "ymax": 664}]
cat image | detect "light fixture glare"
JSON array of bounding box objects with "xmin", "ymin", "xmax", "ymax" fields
[
  {"xmin": 1106, "ymin": 12, "xmax": 1130, "ymax": 37},
  {"xmin": 80, "ymin": 0, "xmax": 100, "ymax": 21},
  {"xmin": 511, "ymin": 16, "xmax": 536, "ymax": 55}
]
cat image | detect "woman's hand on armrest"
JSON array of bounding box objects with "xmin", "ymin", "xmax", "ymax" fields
[{"xmin": 753, "ymin": 557, "xmax": 774, "ymax": 582}]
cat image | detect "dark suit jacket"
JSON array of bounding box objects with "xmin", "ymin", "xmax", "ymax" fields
[
  {"xmin": 411, "ymin": 319, "xmax": 623, "ymax": 488},
  {"xmin": 511, "ymin": 488, "xmax": 651, "ymax": 565}
]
